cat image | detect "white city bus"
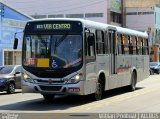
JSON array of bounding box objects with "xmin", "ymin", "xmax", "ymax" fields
[{"xmin": 14, "ymin": 18, "xmax": 149, "ymax": 101}]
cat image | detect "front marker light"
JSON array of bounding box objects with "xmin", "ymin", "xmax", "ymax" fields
[
  {"xmin": 67, "ymin": 73, "xmax": 83, "ymax": 84},
  {"xmin": 75, "ymin": 75, "xmax": 80, "ymax": 80}
]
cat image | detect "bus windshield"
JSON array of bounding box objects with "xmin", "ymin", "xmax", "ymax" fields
[{"xmin": 23, "ymin": 34, "xmax": 82, "ymax": 69}]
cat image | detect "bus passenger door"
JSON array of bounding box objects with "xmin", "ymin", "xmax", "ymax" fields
[
  {"xmin": 108, "ymin": 30, "xmax": 117, "ymax": 74},
  {"xmin": 84, "ymin": 31, "xmax": 97, "ymax": 95},
  {"xmin": 108, "ymin": 29, "xmax": 118, "ymax": 89}
]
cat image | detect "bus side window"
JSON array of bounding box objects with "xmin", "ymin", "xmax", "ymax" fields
[
  {"xmin": 146, "ymin": 38, "xmax": 149, "ymax": 55},
  {"xmin": 85, "ymin": 32, "xmax": 95, "ymax": 57},
  {"xmin": 85, "ymin": 32, "xmax": 89, "ymax": 56},
  {"xmin": 132, "ymin": 36, "xmax": 137, "ymax": 55},
  {"xmin": 137, "ymin": 37, "xmax": 143, "ymax": 55},
  {"xmin": 87, "ymin": 35, "xmax": 95, "ymax": 56},
  {"xmin": 104, "ymin": 32, "xmax": 109, "ymax": 54},
  {"xmin": 96, "ymin": 30, "xmax": 105, "ymax": 54},
  {"xmin": 136, "ymin": 37, "xmax": 139, "ymax": 55},
  {"xmin": 124, "ymin": 35, "xmax": 129, "ymax": 55},
  {"xmin": 142, "ymin": 38, "xmax": 148, "ymax": 55},
  {"xmin": 143, "ymin": 38, "xmax": 149, "ymax": 55},
  {"xmin": 129, "ymin": 36, "xmax": 133, "ymax": 55},
  {"xmin": 140, "ymin": 38, "xmax": 143, "ymax": 55},
  {"xmin": 121, "ymin": 34, "xmax": 125, "ymax": 54},
  {"xmin": 117, "ymin": 34, "xmax": 122, "ymax": 55}
]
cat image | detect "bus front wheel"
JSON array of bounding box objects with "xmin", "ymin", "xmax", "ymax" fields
[
  {"xmin": 42, "ymin": 94, "xmax": 55, "ymax": 102},
  {"xmin": 94, "ymin": 78, "xmax": 103, "ymax": 101}
]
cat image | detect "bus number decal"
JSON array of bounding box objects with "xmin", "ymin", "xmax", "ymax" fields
[{"xmin": 26, "ymin": 58, "xmax": 36, "ymax": 65}]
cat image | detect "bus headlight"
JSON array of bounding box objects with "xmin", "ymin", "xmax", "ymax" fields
[
  {"xmin": 22, "ymin": 73, "xmax": 34, "ymax": 83},
  {"xmin": 66, "ymin": 73, "xmax": 83, "ymax": 84}
]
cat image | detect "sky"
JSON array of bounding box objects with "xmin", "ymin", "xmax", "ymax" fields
[{"xmin": 2, "ymin": 0, "xmax": 106, "ymax": 15}]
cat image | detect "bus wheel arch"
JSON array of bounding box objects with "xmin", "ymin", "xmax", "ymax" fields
[{"xmin": 99, "ymin": 73, "xmax": 106, "ymax": 91}]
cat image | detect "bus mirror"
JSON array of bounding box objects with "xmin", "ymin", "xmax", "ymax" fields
[
  {"xmin": 13, "ymin": 38, "xmax": 18, "ymax": 49},
  {"xmin": 85, "ymin": 28, "xmax": 90, "ymax": 33}
]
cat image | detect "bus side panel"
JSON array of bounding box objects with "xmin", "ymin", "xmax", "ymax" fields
[
  {"xmin": 108, "ymin": 54, "xmax": 122, "ymax": 89},
  {"xmin": 115, "ymin": 55, "xmax": 124, "ymax": 88},
  {"xmin": 143, "ymin": 55, "xmax": 150, "ymax": 80},
  {"xmin": 118, "ymin": 55, "xmax": 132, "ymax": 87},
  {"xmin": 84, "ymin": 62, "xmax": 97, "ymax": 95},
  {"xmin": 131, "ymin": 55, "xmax": 137, "ymax": 76},
  {"xmin": 136, "ymin": 55, "xmax": 144, "ymax": 83}
]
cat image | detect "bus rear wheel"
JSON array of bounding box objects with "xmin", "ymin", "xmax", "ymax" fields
[
  {"xmin": 128, "ymin": 72, "xmax": 137, "ymax": 91},
  {"xmin": 42, "ymin": 94, "xmax": 55, "ymax": 102},
  {"xmin": 94, "ymin": 78, "xmax": 103, "ymax": 101}
]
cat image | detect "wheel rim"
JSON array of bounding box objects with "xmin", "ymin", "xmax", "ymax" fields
[
  {"xmin": 9, "ymin": 83, "xmax": 15, "ymax": 93},
  {"xmin": 95, "ymin": 82, "xmax": 102, "ymax": 100}
]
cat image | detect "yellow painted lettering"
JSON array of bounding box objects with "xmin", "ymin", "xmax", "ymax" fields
[{"xmin": 37, "ymin": 24, "xmax": 71, "ymax": 30}]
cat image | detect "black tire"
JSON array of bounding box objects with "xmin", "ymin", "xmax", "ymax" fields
[
  {"xmin": 128, "ymin": 72, "xmax": 137, "ymax": 91},
  {"xmin": 7, "ymin": 83, "xmax": 15, "ymax": 94},
  {"xmin": 150, "ymin": 70, "xmax": 154, "ymax": 75},
  {"xmin": 94, "ymin": 78, "xmax": 103, "ymax": 101},
  {"xmin": 42, "ymin": 94, "xmax": 55, "ymax": 102}
]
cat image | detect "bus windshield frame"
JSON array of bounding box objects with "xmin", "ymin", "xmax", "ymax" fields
[{"xmin": 22, "ymin": 20, "xmax": 83, "ymax": 73}]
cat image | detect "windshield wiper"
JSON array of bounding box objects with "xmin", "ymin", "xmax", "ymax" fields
[
  {"xmin": 55, "ymin": 33, "xmax": 68, "ymax": 48},
  {"xmin": 53, "ymin": 33, "xmax": 68, "ymax": 53}
]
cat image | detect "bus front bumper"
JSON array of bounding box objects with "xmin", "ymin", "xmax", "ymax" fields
[{"xmin": 21, "ymin": 80, "xmax": 85, "ymax": 95}]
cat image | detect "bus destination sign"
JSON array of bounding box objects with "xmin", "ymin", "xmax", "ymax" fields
[{"xmin": 35, "ymin": 24, "xmax": 71, "ymax": 30}]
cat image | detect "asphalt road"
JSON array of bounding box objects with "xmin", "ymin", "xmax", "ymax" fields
[{"xmin": 0, "ymin": 74, "xmax": 160, "ymax": 118}]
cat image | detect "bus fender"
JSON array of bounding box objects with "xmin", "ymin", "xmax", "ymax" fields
[
  {"xmin": 130, "ymin": 67, "xmax": 137, "ymax": 74},
  {"xmin": 97, "ymin": 70, "xmax": 106, "ymax": 91},
  {"xmin": 130, "ymin": 67, "xmax": 137, "ymax": 84}
]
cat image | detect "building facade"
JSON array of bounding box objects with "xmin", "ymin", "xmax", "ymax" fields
[
  {"xmin": 125, "ymin": 0, "xmax": 160, "ymax": 8},
  {"xmin": 0, "ymin": 1, "xmax": 32, "ymax": 66},
  {"xmin": 108, "ymin": 0, "xmax": 123, "ymax": 26},
  {"xmin": 2, "ymin": 0, "xmax": 124, "ymax": 26},
  {"xmin": 124, "ymin": 0, "xmax": 160, "ymax": 62}
]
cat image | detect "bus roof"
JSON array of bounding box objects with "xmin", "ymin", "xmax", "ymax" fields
[
  {"xmin": 116, "ymin": 26, "xmax": 148, "ymax": 38},
  {"xmin": 27, "ymin": 18, "xmax": 148, "ymax": 39}
]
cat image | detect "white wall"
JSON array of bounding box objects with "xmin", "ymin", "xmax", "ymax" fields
[
  {"xmin": 126, "ymin": 7, "xmax": 154, "ymax": 31},
  {"xmin": 126, "ymin": 14, "xmax": 154, "ymax": 30},
  {"xmin": 125, "ymin": 7, "xmax": 155, "ymax": 46}
]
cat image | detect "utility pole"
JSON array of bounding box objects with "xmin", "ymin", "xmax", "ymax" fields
[{"xmin": 121, "ymin": 0, "xmax": 125, "ymax": 27}]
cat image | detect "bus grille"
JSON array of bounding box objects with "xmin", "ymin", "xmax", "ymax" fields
[
  {"xmin": 32, "ymin": 71, "xmax": 70, "ymax": 78},
  {"xmin": 36, "ymin": 79, "xmax": 65, "ymax": 84},
  {"xmin": 39, "ymin": 86, "xmax": 62, "ymax": 91}
]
